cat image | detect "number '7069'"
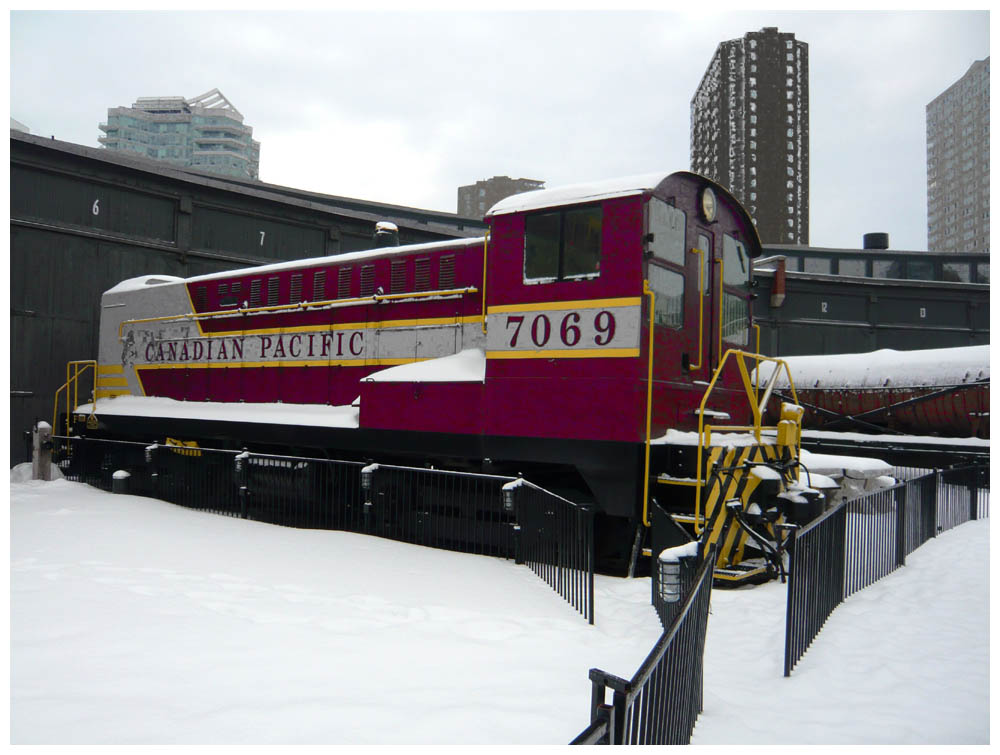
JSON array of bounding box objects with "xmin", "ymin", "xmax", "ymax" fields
[{"xmin": 505, "ymin": 311, "xmax": 617, "ymax": 348}]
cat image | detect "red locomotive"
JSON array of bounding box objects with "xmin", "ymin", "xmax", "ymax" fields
[{"xmin": 69, "ymin": 170, "xmax": 782, "ymax": 573}]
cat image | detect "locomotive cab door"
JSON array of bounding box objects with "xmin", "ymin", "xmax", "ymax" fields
[
  {"xmin": 693, "ymin": 228, "xmax": 717, "ymax": 377},
  {"xmin": 697, "ymin": 225, "xmax": 754, "ymax": 374},
  {"xmin": 643, "ymin": 197, "xmax": 719, "ymax": 384}
]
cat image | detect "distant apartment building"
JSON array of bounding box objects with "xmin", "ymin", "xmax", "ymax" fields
[
  {"xmin": 457, "ymin": 176, "xmax": 545, "ymax": 217},
  {"xmin": 99, "ymin": 89, "xmax": 260, "ymax": 180},
  {"xmin": 690, "ymin": 27, "xmax": 809, "ymax": 245},
  {"xmin": 926, "ymin": 57, "xmax": 990, "ymax": 253}
]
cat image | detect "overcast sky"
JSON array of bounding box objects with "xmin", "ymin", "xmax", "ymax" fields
[{"xmin": 9, "ymin": 9, "xmax": 990, "ymax": 250}]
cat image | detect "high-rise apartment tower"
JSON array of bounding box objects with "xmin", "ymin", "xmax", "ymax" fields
[
  {"xmin": 691, "ymin": 27, "xmax": 809, "ymax": 245},
  {"xmin": 926, "ymin": 57, "xmax": 990, "ymax": 253},
  {"xmin": 458, "ymin": 176, "xmax": 545, "ymax": 218},
  {"xmin": 99, "ymin": 89, "xmax": 260, "ymax": 180}
]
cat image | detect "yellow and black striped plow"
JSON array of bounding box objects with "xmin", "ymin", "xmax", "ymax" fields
[{"xmin": 694, "ymin": 442, "xmax": 794, "ymax": 585}]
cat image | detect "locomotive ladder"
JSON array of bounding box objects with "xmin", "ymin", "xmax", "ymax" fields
[
  {"xmin": 51, "ymin": 360, "xmax": 99, "ymax": 438},
  {"xmin": 654, "ymin": 350, "xmax": 806, "ymax": 584}
]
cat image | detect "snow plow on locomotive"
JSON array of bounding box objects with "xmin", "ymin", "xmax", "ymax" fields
[{"xmin": 57, "ymin": 170, "xmax": 821, "ymax": 580}]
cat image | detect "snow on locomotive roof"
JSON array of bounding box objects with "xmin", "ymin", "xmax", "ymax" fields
[
  {"xmin": 770, "ymin": 345, "xmax": 989, "ymax": 390},
  {"xmin": 181, "ymin": 237, "xmax": 485, "ymax": 285},
  {"xmin": 486, "ymin": 171, "xmax": 670, "ymax": 216}
]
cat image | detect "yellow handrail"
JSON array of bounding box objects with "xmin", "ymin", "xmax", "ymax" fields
[
  {"xmin": 642, "ymin": 280, "xmax": 655, "ymax": 527},
  {"xmin": 118, "ymin": 286, "xmax": 480, "ymax": 338},
  {"xmin": 691, "ymin": 349, "xmax": 800, "ymax": 533},
  {"xmin": 716, "ymin": 258, "xmax": 724, "ymax": 360},
  {"xmin": 481, "ymin": 231, "xmax": 490, "ymax": 334},
  {"xmin": 752, "ymin": 323, "xmax": 762, "ymax": 401},
  {"xmin": 52, "ymin": 360, "xmax": 97, "ymax": 436},
  {"xmin": 688, "ymin": 247, "xmax": 705, "ymax": 370}
]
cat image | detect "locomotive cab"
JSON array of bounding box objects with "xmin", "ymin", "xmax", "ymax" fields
[
  {"xmin": 483, "ymin": 171, "xmax": 761, "ymax": 443},
  {"xmin": 481, "ymin": 172, "xmax": 765, "ymax": 572}
]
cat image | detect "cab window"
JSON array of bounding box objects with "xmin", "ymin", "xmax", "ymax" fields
[
  {"xmin": 722, "ymin": 293, "xmax": 749, "ymax": 345},
  {"xmin": 723, "ymin": 234, "xmax": 749, "ymax": 286},
  {"xmin": 524, "ymin": 206, "xmax": 601, "ymax": 282},
  {"xmin": 648, "ymin": 264, "xmax": 684, "ymax": 329},
  {"xmin": 647, "ymin": 198, "xmax": 686, "ymax": 265}
]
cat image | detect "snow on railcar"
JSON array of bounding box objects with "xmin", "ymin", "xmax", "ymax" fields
[{"xmin": 764, "ymin": 345, "xmax": 990, "ymax": 438}]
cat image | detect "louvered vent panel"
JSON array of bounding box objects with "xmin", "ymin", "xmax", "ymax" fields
[
  {"xmin": 290, "ymin": 274, "xmax": 303, "ymax": 304},
  {"xmin": 313, "ymin": 270, "xmax": 326, "ymax": 301},
  {"xmin": 360, "ymin": 265, "xmax": 376, "ymax": 296},
  {"xmin": 267, "ymin": 276, "xmax": 280, "ymax": 306},
  {"xmin": 415, "ymin": 258, "xmax": 431, "ymax": 291},
  {"xmin": 338, "ymin": 267, "xmax": 352, "ymax": 298},
  {"xmin": 391, "ymin": 260, "xmax": 406, "ymax": 294},
  {"xmin": 439, "ymin": 255, "xmax": 455, "ymax": 289},
  {"xmin": 194, "ymin": 286, "xmax": 207, "ymax": 311},
  {"xmin": 250, "ymin": 279, "xmax": 262, "ymax": 306}
]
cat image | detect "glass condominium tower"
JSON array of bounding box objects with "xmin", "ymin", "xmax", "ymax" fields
[{"xmin": 99, "ymin": 89, "xmax": 260, "ymax": 180}]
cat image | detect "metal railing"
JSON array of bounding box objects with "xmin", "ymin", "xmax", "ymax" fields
[
  {"xmin": 571, "ymin": 547, "xmax": 715, "ymax": 745},
  {"xmin": 53, "ymin": 436, "xmax": 595, "ymax": 622},
  {"xmin": 359, "ymin": 462, "xmax": 517, "ymax": 558},
  {"xmin": 784, "ymin": 464, "xmax": 989, "ymax": 676},
  {"xmin": 782, "ymin": 504, "xmax": 846, "ymax": 678},
  {"xmin": 504, "ymin": 478, "xmax": 596, "ymax": 625}
]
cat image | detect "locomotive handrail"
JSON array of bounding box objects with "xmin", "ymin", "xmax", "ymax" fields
[
  {"xmin": 688, "ymin": 246, "xmax": 706, "ymax": 371},
  {"xmin": 691, "ymin": 349, "xmax": 801, "ymax": 533},
  {"xmin": 752, "ymin": 323, "xmax": 762, "ymax": 398},
  {"xmin": 52, "ymin": 360, "xmax": 97, "ymax": 437},
  {"xmin": 642, "ymin": 280, "xmax": 656, "ymax": 526},
  {"xmin": 117, "ymin": 285, "xmax": 480, "ymax": 338},
  {"xmin": 717, "ymin": 257, "xmax": 724, "ymax": 360},
  {"xmin": 481, "ymin": 231, "xmax": 490, "ymax": 334}
]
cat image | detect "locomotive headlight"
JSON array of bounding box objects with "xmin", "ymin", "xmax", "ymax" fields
[{"xmin": 701, "ymin": 186, "xmax": 717, "ymax": 223}]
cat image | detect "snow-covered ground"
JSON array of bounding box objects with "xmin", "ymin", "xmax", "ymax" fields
[{"xmin": 10, "ymin": 472, "xmax": 990, "ymax": 744}]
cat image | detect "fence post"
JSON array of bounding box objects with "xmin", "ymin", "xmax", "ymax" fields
[
  {"xmin": 610, "ymin": 689, "xmax": 627, "ymax": 745},
  {"xmin": 895, "ymin": 483, "xmax": 907, "ymax": 568},
  {"xmin": 236, "ymin": 451, "xmax": 250, "ymax": 519},
  {"xmin": 968, "ymin": 467, "xmax": 980, "ymax": 522},
  {"xmin": 31, "ymin": 422, "xmax": 53, "ymax": 481},
  {"xmin": 934, "ymin": 470, "xmax": 943, "ymax": 536},
  {"xmin": 783, "ymin": 529, "xmax": 797, "ymax": 677},
  {"xmin": 145, "ymin": 443, "xmax": 159, "ymax": 495},
  {"xmin": 502, "ymin": 479, "xmax": 524, "ymax": 564},
  {"xmin": 587, "ymin": 507, "xmax": 595, "ymax": 626}
]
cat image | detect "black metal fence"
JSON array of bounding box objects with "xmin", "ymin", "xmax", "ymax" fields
[
  {"xmin": 784, "ymin": 464, "xmax": 989, "ymax": 676},
  {"xmin": 571, "ymin": 547, "xmax": 715, "ymax": 745},
  {"xmin": 505, "ymin": 478, "xmax": 596, "ymax": 625},
  {"xmin": 782, "ymin": 504, "xmax": 846, "ymax": 678},
  {"xmin": 53, "ymin": 436, "xmax": 595, "ymax": 622}
]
